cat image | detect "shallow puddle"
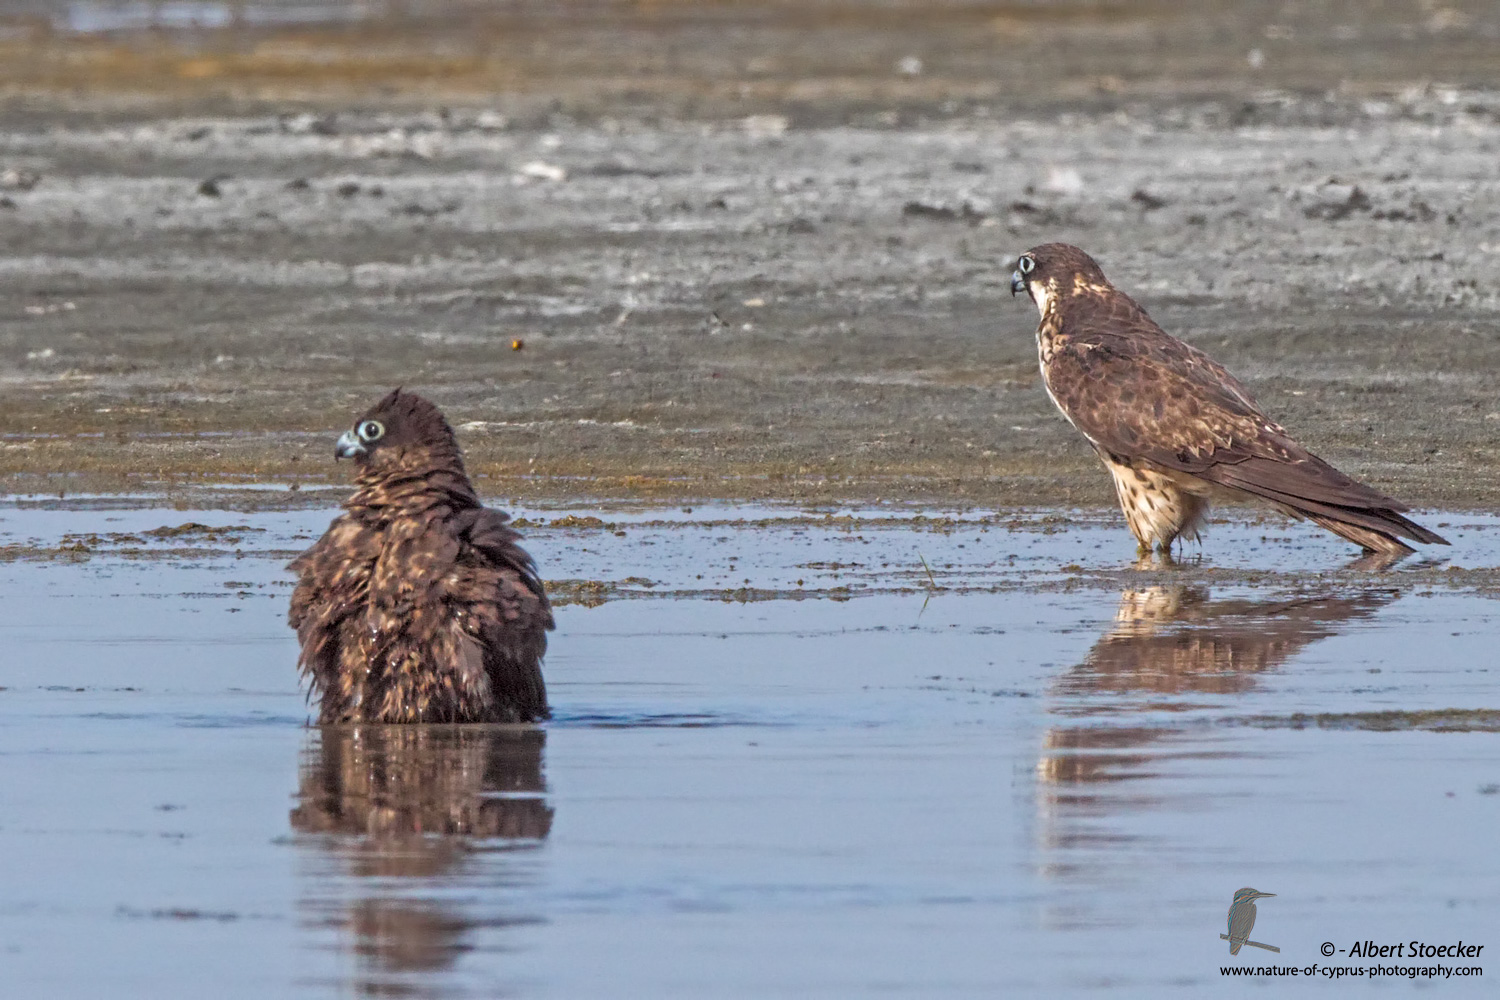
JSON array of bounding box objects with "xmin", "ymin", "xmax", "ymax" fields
[{"xmin": 1, "ymin": 500, "xmax": 1497, "ymax": 996}]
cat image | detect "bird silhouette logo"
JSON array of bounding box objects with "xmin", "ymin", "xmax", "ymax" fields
[{"xmin": 1221, "ymin": 888, "xmax": 1279, "ymax": 954}]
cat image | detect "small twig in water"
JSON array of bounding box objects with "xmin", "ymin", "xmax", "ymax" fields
[{"xmin": 917, "ymin": 551, "xmax": 939, "ymax": 590}]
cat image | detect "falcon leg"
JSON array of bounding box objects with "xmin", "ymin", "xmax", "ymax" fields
[{"xmin": 1105, "ymin": 457, "xmax": 1212, "ymax": 557}]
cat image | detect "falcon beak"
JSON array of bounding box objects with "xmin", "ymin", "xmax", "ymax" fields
[
  {"xmin": 335, "ymin": 429, "xmax": 366, "ymax": 461},
  {"xmin": 1010, "ymin": 269, "xmax": 1026, "ymax": 296}
]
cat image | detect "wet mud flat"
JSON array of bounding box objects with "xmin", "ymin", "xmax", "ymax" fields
[
  {"xmin": 2, "ymin": 3, "xmax": 1500, "ymax": 506},
  {"xmin": 2, "ymin": 499, "xmax": 1498, "ymax": 997}
]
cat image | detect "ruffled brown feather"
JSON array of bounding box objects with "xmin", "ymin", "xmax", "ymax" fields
[{"xmin": 289, "ymin": 391, "xmax": 552, "ymax": 723}]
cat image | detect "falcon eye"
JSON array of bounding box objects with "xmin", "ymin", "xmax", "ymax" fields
[
  {"xmin": 357, "ymin": 420, "xmax": 385, "ymax": 442},
  {"xmin": 1018, "ymin": 255, "xmax": 1036, "ymax": 275}
]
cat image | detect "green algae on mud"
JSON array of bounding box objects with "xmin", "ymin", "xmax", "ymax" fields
[
  {"xmin": 1237, "ymin": 709, "xmax": 1500, "ymax": 733},
  {"xmin": 3, "ymin": 499, "xmax": 1499, "ymax": 600},
  {"xmin": 1, "ymin": 1, "xmax": 1498, "ymax": 114}
]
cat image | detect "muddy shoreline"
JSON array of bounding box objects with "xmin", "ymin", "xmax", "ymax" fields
[{"xmin": 2, "ymin": 2, "xmax": 1500, "ymax": 512}]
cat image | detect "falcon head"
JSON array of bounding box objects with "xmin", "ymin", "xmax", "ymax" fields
[
  {"xmin": 1010, "ymin": 242, "xmax": 1111, "ymax": 317},
  {"xmin": 335, "ymin": 388, "xmax": 459, "ymax": 467}
]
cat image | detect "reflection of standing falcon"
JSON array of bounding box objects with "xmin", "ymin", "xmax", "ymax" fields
[
  {"xmin": 1009, "ymin": 244, "xmax": 1447, "ymax": 561},
  {"xmin": 289, "ymin": 389, "xmax": 553, "ymax": 723},
  {"xmin": 1058, "ymin": 586, "xmax": 1399, "ymax": 698}
]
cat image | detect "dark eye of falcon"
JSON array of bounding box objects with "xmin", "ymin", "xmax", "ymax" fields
[
  {"xmin": 358, "ymin": 420, "xmax": 385, "ymax": 442},
  {"xmin": 1018, "ymin": 255, "xmax": 1036, "ymax": 275}
]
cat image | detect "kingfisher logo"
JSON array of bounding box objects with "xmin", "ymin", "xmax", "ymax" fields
[
  {"xmin": 1215, "ymin": 893, "xmax": 1486, "ymax": 980},
  {"xmin": 1221, "ymin": 888, "xmax": 1280, "ymax": 954}
]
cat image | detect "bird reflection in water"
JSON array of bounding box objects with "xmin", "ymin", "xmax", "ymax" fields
[
  {"xmin": 1057, "ymin": 585, "xmax": 1399, "ymax": 701},
  {"xmin": 1036, "ymin": 586, "xmax": 1396, "ymax": 859},
  {"xmin": 290, "ymin": 725, "xmax": 551, "ymax": 996}
]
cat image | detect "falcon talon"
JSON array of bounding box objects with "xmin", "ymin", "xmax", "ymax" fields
[
  {"xmin": 289, "ymin": 389, "xmax": 553, "ymax": 724},
  {"xmin": 1009, "ymin": 243, "xmax": 1449, "ymax": 561}
]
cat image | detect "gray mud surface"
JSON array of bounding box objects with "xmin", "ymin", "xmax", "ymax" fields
[{"xmin": 2, "ymin": 1, "xmax": 1500, "ymax": 509}]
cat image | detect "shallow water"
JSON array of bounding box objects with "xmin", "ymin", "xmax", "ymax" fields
[{"xmin": 1, "ymin": 501, "xmax": 1497, "ymax": 997}]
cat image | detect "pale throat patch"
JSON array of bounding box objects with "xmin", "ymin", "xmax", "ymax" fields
[{"xmin": 1026, "ymin": 277, "xmax": 1059, "ymax": 319}]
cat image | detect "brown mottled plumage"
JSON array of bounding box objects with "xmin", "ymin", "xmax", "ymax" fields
[
  {"xmin": 289, "ymin": 389, "xmax": 552, "ymax": 723},
  {"xmin": 1010, "ymin": 243, "xmax": 1447, "ymax": 561}
]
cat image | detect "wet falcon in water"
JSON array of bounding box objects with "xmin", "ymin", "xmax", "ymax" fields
[
  {"xmin": 289, "ymin": 389, "xmax": 552, "ymax": 723},
  {"xmin": 1009, "ymin": 243, "xmax": 1447, "ymax": 561}
]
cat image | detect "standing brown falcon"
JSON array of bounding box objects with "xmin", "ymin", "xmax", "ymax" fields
[
  {"xmin": 289, "ymin": 389, "xmax": 553, "ymax": 723},
  {"xmin": 1009, "ymin": 243, "xmax": 1447, "ymax": 561}
]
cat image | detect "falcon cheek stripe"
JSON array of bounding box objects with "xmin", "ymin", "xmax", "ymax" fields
[{"xmin": 1026, "ymin": 277, "xmax": 1059, "ymax": 320}]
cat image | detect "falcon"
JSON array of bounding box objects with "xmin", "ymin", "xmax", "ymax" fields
[
  {"xmin": 289, "ymin": 389, "xmax": 553, "ymax": 723},
  {"xmin": 1009, "ymin": 243, "xmax": 1447, "ymax": 561}
]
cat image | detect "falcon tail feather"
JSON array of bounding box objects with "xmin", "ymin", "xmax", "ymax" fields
[{"xmin": 1202, "ymin": 461, "xmax": 1449, "ymax": 551}]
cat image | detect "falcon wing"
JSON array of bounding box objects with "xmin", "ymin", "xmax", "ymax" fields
[
  {"xmin": 457, "ymin": 507, "xmax": 554, "ymax": 624},
  {"xmin": 1045, "ymin": 313, "xmax": 1445, "ymax": 546},
  {"xmin": 451, "ymin": 506, "xmax": 553, "ymax": 720},
  {"xmin": 288, "ymin": 516, "xmax": 379, "ymax": 716}
]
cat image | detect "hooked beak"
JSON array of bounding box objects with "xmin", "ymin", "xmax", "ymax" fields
[
  {"xmin": 1010, "ymin": 269, "xmax": 1027, "ymax": 297},
  {"xmin": 335, "ymin": 429, "xmax": 366, "ymax": 461}
]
